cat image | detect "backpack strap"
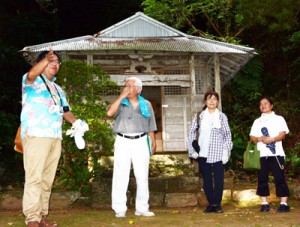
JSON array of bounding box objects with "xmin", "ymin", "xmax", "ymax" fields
[{"xmin": 196, "ymin": 111, "xmax": 201, "ymax": 131}]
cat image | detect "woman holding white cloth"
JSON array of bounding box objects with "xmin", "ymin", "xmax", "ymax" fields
[{"xmin": 187, "ymin": 91, "xmax": 233, "ymax": 213}]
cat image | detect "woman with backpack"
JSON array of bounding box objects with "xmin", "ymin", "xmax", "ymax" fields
[{"xmin": 187, "ymin": 91, "xmax": 233, "ymax": 213}]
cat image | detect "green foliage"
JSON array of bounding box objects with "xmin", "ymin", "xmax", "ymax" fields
[
  {"xmin": 235, "ymin": 0, "xmax": 300, "ymax": 32},
  {"xmin": 143, "ymin": 0, "xmax": 190, "ymax": 29},
  {"xmin": 222, "ymin": 56, "xmax": 264, "ymax": 171},
  {"xmin": 0, "ymin": 111, "xmax": 25, "ymax": 185},
  {"xmin": 223, "ymin": 56, "xmax": 264, "ymax": 133},
  {"xmin": 0, "ymin": 111, "xmax": 19, "ymax": 150},
  {"xmin": 285, "ymin": 142, "xmax": 300, "ymax": 179},
  {"xmin": 283, "ymin": 31, "xmax": 300, "ymax": 99},
  {"xmin": 55, "ymin": 60, "xmax": 119, "ymax": 195},
  {"xmin": 0, "ymin": 41, "xmax": 28, "ymax": 186},
  {"xmin": 143, "ymin": 0, "xmax": 244, "ymax": 41},
  {"xmin": 270, "ymin": 98, "xmax": 300, "ymax": 182}
]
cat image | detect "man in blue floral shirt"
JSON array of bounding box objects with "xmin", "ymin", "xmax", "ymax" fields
[{"xmin": 21, "ymin": 49, "xmax": 88, "ymax": 227}]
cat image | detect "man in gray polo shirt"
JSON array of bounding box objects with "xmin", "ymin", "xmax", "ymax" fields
[{"xmin": 107, "ymin": 76, "xmax": 157, "ymax": 218}]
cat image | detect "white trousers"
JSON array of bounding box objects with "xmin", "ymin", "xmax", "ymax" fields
[{"xmin": 112, "ymin": 134, "xmax": 150, "ymax": 213}]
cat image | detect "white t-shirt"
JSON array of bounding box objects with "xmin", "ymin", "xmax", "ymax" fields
[
  {"xmin": 199, "ymin": 111, "xmax": 215, "ymax": 157},
  {"xmin": 249, "ymin": 112, "xmax": 289, "ymax": 157}
]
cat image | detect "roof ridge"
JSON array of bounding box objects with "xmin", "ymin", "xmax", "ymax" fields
[{"xmin": 95, "ymin": 11, "xmax": 187, "ymax": 38}]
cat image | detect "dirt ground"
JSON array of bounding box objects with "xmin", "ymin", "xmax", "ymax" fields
[{"xmin": 1, "ymin": 200, "xmax": 300, "ymax": 227}]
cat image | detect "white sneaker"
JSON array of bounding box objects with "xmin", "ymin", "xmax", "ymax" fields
[
  {"xmin": 115, "ymin": 212, "xmax": 126, "ymax": 218},
  {"xmin": 135, "ymin": 211, "xmax": 155, "ymax": 217}
]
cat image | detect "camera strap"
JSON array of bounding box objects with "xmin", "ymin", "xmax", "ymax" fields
[{"xmin": 39, "ymin": 75, "xmax": 62, "ymax": 106}]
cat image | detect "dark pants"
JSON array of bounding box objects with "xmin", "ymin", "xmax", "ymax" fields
[
  {"xmin": 257, "ymin": 156, "xmax": 290, "ymax": 197},
  {"xmin": 198, "ymin": 157, "xmax": 224, "ymax": 205}
]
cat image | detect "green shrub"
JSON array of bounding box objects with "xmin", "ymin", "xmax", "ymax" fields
[{"xmin": 55, "ymin": 60, "xmax": 119, "ymax": 195}]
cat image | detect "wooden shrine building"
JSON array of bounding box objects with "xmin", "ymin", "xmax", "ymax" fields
[{"xmin": 20, "ymin": 12, "xmax": 256, "ymax": 152}]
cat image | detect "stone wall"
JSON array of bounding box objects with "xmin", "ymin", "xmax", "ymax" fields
[
  {"xmin": 91, "ymin": 176, "xmax": 300, "ymax": 209},
  {"xmin": 1, "ymin": 153, "xmax": 300, "ymax": 210},
  {"xmin": 91, "ymin": 176, "xmax": 234, "ymax": 209},
  {"xmin": 1, "ymin": 177, "xmax": 300, "ymax": 210}
]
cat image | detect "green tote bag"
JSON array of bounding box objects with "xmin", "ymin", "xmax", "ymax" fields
[{"xmin": 243, "ymin": 141, "xmax": 261, "ymax": 171}]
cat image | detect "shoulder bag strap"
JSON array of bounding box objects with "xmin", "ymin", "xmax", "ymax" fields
[{"xmin": 39, "ymin": 75, "xmax": 62, "ymax": 106}]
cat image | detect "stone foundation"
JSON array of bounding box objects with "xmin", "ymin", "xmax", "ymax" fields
[
  {"xmin": 1, "ymin": 178, "xmax": 299, "ymax": 210},
  {"xmin": 1, "ymin": 155, "xmax": 299, "ymax": 210},
  {"xmin": 92, "ymin": 176, "xmax": 235, "ymax": 208}
]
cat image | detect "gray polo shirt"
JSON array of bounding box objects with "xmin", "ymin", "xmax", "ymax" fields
[{"xmin": 112, "ymin": 100, "xmax": 157, "ymax": 133}]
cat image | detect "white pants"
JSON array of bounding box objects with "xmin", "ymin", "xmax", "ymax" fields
[{"xmin": 112, "ymin": 134, "xmax": 150, "ymax": 213}]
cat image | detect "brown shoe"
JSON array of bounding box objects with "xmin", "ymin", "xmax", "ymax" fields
[
  {"xmin": 39, "ymin": 217, "xmax": 58, "ymax": 227},
  {"xmin": 27, "ymin": 221, "xmax": 39, "ymax": 227}
]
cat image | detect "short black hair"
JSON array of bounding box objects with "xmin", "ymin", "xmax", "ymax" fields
[{"xmin": 36, "ymin": 51, "xmax": 61, "ymax": 63}]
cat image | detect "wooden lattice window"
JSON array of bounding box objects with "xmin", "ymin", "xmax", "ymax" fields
[
  {"xmin": 195, "ymin": 70, "xmax": 204, "ymax": 94},
  {"xmin": 164, "ymin": 69, "xmax": 189, "ymax": 75},
  {"xmin": 164, "ymin": 86, "xmax": 190, "ymax": 95}
]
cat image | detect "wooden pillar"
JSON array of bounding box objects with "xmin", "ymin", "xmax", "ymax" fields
[
  {"xmin": 214, "ymin": 53, "xmax": 222, "ymax": 111},
  {"xmin": 87, "ymin": 54, "xmax": 93, "ymax": 66},
  {"xmin": 161, "ymin": 86, "xmax": 166, "ymax": 151},
  {"xmin": 189, "ymin": 54, "xmax": 196, "ymax": 117},
  {"xmin": 60, "ymin": 51, "xmax": 69, "ymax": 61}
]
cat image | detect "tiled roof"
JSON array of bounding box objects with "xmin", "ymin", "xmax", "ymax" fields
[
  {"xmin": 20, "ymin": 12, "xmax": 256, "ymax": 84},
  {"xmin": 21, "ymin": 36, "xmax": 252, "ymax": 54}
]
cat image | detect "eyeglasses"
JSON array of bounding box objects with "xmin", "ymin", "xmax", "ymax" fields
[
  {"xmin": 206, "ymin": 97, "xmax": 218, "ymax": 101},
  {"xmin": 50, "ymin": 60, "xmax": 61, "ymax": 65}
]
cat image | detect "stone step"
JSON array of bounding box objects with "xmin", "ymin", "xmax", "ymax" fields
[
  {"xmin": 1, "ymin": 180, "xmax": 299, "ymax": 210},
  {"xmin": 90, "ymin": 177, "xmax": 300, "ymax": 209}
]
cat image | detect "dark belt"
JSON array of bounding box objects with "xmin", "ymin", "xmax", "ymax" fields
[{"xmin": 117, "ymin": 133, "xmax": 146, "ymax": 139}]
